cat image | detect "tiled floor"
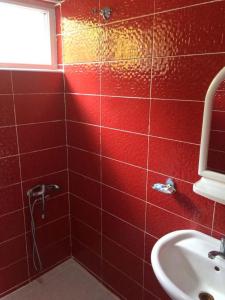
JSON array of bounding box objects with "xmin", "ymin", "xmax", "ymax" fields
[{"xmin": 2, "ymin": 259, "xmax": 119, "ymax": 300}]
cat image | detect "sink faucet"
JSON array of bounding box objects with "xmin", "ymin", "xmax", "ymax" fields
[{"xmin": 208, "ymin": 237, "xmax": 225, "ymax": 260}]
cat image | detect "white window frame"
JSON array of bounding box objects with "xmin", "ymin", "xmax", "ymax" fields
[{"xmin": 0, "ymin": 0, "xmax": 58, "ymax": 70}]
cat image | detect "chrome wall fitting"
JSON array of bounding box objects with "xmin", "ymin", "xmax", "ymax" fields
[
  {"xmin": 92, "ymin": 7, "xmax": 112, "ymax": 21},
  {"xmin": 152, "ymin": 178, "xmax": 176, "ymax": 194}
]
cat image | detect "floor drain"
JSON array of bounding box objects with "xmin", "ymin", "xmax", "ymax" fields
[{"xmin": 199, "ymin": 292, "xmax": 214, "ymax": 300}]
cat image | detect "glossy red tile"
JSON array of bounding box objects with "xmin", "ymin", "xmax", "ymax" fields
[
  {"xmin": 64, "ymin": 64, "xmax": 100, "ymax": 94},
  {"xmin": 0, "ymin": 127, "xmax": 18, "ymax": 157},
  {"xmin": 102, "ymin": 157, "xmax": 147, "ymax": 199},
  {"xmin": 0, "ymin": 235, "xmax": 27, "ymax": 269},
  {"xmin": 70, "ymin": 195, "xmax": 101, "ymax": 231},
  {"xmin": 102, "ymin": 128, "xmax": 148, "ymax": 167},
  {"xmin": 20, "ymin": 147, "xmax": 66, "ymax": 180},
  {"xmin": 101, "ymin": 16, "xmax": 153, "ymax": 61},
  {"xmin": 148, "ymin": 137, "xmax": 199, "ymax": 182},
  {"xmin": 154, "ymin": 2, "xmax": 225, "ymax": 56},
  {"xmin": 102, "ymin": 212, "xmax": 144, "ymax": 258},
  {"xmin": 143, "ymin": 289, "xmax": 161, "ymax": 300},
  {"xmin": 101, "ymin": 59, "xmax": 151, "ymax": 98},
  {"xmin": 0, "ymin": 156, "xmax": 20, "ymax": 188},
  {"xmin": 145, "ymin": 233, "xmax": 157, "ymax": 263},
  {"xmin": 66, "ymin": 94, "xmax": 100, "ymax": 125},
  {"xmin": 71, "ymin": 218, "xmax": 101, "ymax": 254},
  {"xmin": 72, "ymin": 238, "xmax": 101, "ymax": 278},
  {"xmin": 0, "ymin": 210, "xmax": 25, "ymax": 243},
  {"xmin": 208, "ymin": 150, "xmax": 225, "ymax": 174},
  {"xmin": 102, "ymin": 185, "xmax": 145, "ymax": 230},
  {"xmin": 0, "ymin": 184, "xmax": 23, "ymax": 216},
  {"xmin": 12, "ymin": 71, "xmax": 64, "ymax": 93},
  {"xmin": 147, "ymin": 171, "xmax": 214, "ymax": 227},
  {"xmin": 214, "ymin": 203, "xmax": 225, "ymax": 235},
  {"xmin": 150, "ymin": 99, "xmax": 203, "ymax": 143},
  {"xmin": 209, "ymin": 131, "xmax": 225, "ymax": 152},
  {"xmin": 146, "ymin": 204, "xmax": 210, "ymax": 238},
  {"xmin": 152, "ymin": 54, "xmax": 225, "ymax": 101},
  {"xmin": 102, "ymin": 261, "xmax": 143, "ymax": 300},
  {"xmin": 102, "ymin": 236, "xmax": 143, "ymax": 284},
  {"xmin": 69, "ymin": 147, "xmax": 100, "ymax": 180},
  {"xmin": 22, "ymin": 170, "xmax": 68, "ymax": 207},
  {"xmin": 0, "ymin": 259, "xmax": 28, "ymax": 296},
  {"xmin": 69, "ymin": 172, "xmax": 101, "ymax": 207},
  {"xmin": 14, "ymin": 94, "xmax": 65, "ymax": 124},
  {"xmin": 18, "ymin": 121, "xmax": 66, "ymax": 153},
  {"xmin": 0, "ymin": 95, "xmax": 15, "ymax": 127},
  {"xmin": 214, "ymin": 90, "xmax": 225, "ymax": 111},
  {"xmin": 155, "ymin": 0, "xmax": 217, "ymax": 12},
  {"xmin": 0, "ymin": 71, "xmax": 12, "ymax": 94},
  {"xmin": 101, "ymin": 96, "xmax": 150, "ymax": 134},
  {"xmin": 67, "ymin": 121, "xmax": 100, "ymax": 154},
  {"xmin": 211, "ymin": 111, "xmax": 225, "ymax": 131},
  {"xmin": 100, "ymin": 0, "xmax": 154, "ymax": 22}
]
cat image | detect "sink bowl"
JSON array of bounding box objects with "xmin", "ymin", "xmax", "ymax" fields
[{"xmin": 151, "ymin": 230, "xmax": 225, "ymax": 300}]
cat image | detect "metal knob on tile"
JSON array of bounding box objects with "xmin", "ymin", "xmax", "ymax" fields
[{"xmin": 152, "ymin": 178, "xmax": 176, "ymax": 194}]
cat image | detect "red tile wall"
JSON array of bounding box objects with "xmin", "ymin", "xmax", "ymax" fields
[
  {"xmin": 59, "ymin": 1, "xmax": 225, "ymax": 299},
  {"xmin": 0, "ymin": 70, "xmax": 70, "ymax": 297}
]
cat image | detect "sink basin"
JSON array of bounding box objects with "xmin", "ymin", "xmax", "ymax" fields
[{"xmin": 151, "ymin": 230, "xmax": 225, "ymax": 300}]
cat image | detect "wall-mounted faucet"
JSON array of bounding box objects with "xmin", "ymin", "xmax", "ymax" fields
[
  {"xmin": 92, "ymin": 7, "xmax": 112, "ymax": 21},
  {"xmin": 152, "ymin": 178, "xmax": 176, "ymax": 194},
  {"xmin": 208, "ymin": 237, "xmax": 225, "ymax": 260}
]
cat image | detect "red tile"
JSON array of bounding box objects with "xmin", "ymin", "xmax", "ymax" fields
[
  {"xmin": 145, "ymin": 233, "xmax": 157, "ymax": 263},
  {"xmin": 0, "ymin": 95, "xmax": 15, "ymax": 126},
  {"xmin": 27, "ymin": 217, "xmax": 69, "ymax": 252},
  {"xmin": 0, "ymin": 259, "xmax": 28, "ymax": 295},
  {"xmin": 22, "ymin": 170, "xmax": 68, "ymax": 207},
  {"xmin": 0, "ymin": 184, "xmax": 22, "ymax": 216},
  {"xmin": 61, "ymin": 0, "xmax": 99, "ymax": 32},
  {"xmin": 101, "ymin": 96, "xmax": 150, "ymax": 134},
  {"xmin": 25, "ymin": 194, "xmax": 69, "ymax": 231},
  {"xmin": 72, "ymin": 238, "xmax": 101, "ymax": 278},
  {"xmin": 20, "ymin": 147, "xmax": 67, "ymax": 180},
  {"xmin": 102, "ymin": 185, "xmax": 145, "ymax": 230},
  {"xmin": 150, "ymin": 99, "xmax": 203, "ymax": 143},
  {"xmin": 64, "ymin": 64, "xmax": 100, "ymax": 94},
  {"xmin": 102, "ymin": 261, "xmax": 142, "ymax": 300},
  {"xmin": 18, "ymin": 121, "xmax": 66, "ymax": 153},
  {"xmin": 146, "ymin": 204, "xmax": 210, "ymax": 238},
  {"xmin": 101, "ymin": 59, "xmax": 151, "ymax": 98},
  {"xmin": 100, "ymin": 0, "xmax": 154, "ymax": 22},
  {"xmin": 102, "ymin": 128, "xmax": 148, "ymax": 168},
  {"xmin": 69, "ymin": 172, "xmax": 101, "ymax": 207},
  {"xmin": 211, "ymin": 111, "xmax": 225, "ymax": 131},
  {"xmin": 152, "ymin": 54, "xmax": 225, "ymax": 101},
  {"xmin": 14, "ymin": 94, "xmax": 65, "ymax": 124},
  {"xmin": 12, "ymin": 71, "xmax": 64, "ymax": 93},
  {"xmin": 155, "ymin": 0, "xmax": 218, "ymax": 12},
  {"xmin": 71, "ymin": 218, "xmax": 101, "ymax": 255},
  {"xmin": 0, "ymin": 156, "xmax": 20, "ymax": 188},
  {"xmin": 0, "ymin": 71, "xmax": 12, "ymax": 94},
  {"xmin": 143, "ymin": 289, "xmax": 161, "ymax": 300},
  {"xmin": 0, "ymin": 210, "xmax": 25, "ymax": 243},
  {"xmin": 144, "ymin": 262, "xmax": 170, "ymax": 300},
  {"xmin": 209, "ymin": 131, "xmax": 225, "ymax": 152},
  {"xmin": 214, "ymin": 203, "xmax": 225, "ymax": 235},
  {"xmin": 147, "ymin": 171, "xmax": 214, "ymax": 227},
  {"xmin": 69, "ymin": 147, "xmax": 100, "ymax": 180},
  {"xmin": 208, "ymin": 150, "xmax": 225, "ymax": 174},
  {"xmin": 0, "ymin": 127, "xmax": 18, "ymax": 157},
  {"xmin": 66, "ymin": 94, "xmax": 100, "ymax": 125},
  {"xmin": 102, "ymin": 157, "xmax": 147, "ymax": 199},
  {"xmin": 70, "ymin": 195, "xmax": 101, "ymax": 231},
  {"xmin": 67, "ymin": 122, "xmax": 100, "ymax": 154},
  {"xmin": 0, "ymin": 235, "xmax": 27, "ymax": 269},
  {"xmin": 102, "ymin": 212, "xmax": 144, "ymax": 258},
  {"xmin": 214, "ymin": 90, "xmax": 225, "ymax": 111},
  {"xmin": 101, "ymin": 17, "xmax": 153, "ymax": 61},
  {"xmin": 154, "ymin": 2, "xmax": 225, "ymax": 56},
  {"xmin": 102, "ymin": 237, "xmax": 143, "ymax": 284},
  {"xmin": 148, "ymin": 137, "xmax": 199, "ymax": 182}
]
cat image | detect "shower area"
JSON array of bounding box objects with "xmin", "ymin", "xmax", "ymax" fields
[{"xmin": 0, "ymin": 0, "xmax": 225, "ymax": 299}]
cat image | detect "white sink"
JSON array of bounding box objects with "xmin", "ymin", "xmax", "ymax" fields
[{"xmin": 151, "ymin": 230, "xmax": 225, "ymax": 300}]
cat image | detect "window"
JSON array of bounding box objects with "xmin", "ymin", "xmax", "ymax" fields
[{"xmin": 0, "ymin": 0, "xmax": 57, "ymax": 69}]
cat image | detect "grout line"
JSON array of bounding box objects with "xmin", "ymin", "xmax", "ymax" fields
[
  {"xmin": 10, "ymin": 71, "xmax": 31, "ymax": 279},
  {"xmin": 211, "ymin": 202, "xmax": 217, "ymax": 235}
]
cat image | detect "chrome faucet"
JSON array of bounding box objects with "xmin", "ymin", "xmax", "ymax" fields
[{"xmin": 208, "ymin": 237, "xmax": 225, "ymax": 260}]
